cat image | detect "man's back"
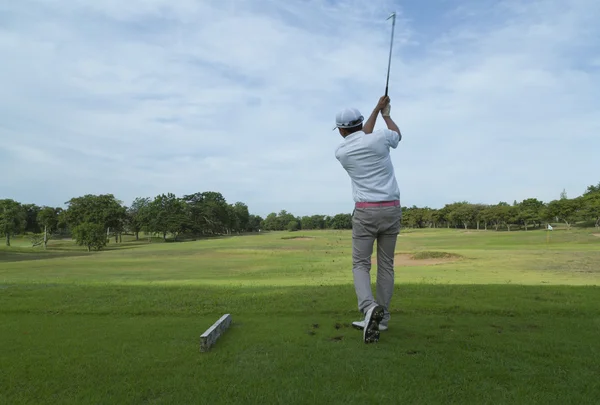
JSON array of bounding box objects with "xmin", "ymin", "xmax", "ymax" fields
[{"xmin": 335, "ymin": 128, "xmax": 401, "ymax": 202}]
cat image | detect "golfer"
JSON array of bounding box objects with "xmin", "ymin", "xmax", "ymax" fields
[{"xmin": 334, "ymin": 95, "xmax": 402, "ymax": 343}]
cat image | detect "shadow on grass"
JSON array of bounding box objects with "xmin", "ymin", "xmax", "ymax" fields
[
  {"xmin": 0, "ymin": 250, "xmax": 91, "ymax": 263},
  {"xmin": 2, "ymin": 282, "xmax": 600, "ymax": 404}
]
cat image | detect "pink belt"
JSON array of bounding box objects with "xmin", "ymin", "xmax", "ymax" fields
[{"xmin": 355, "ymin": 200, "xmax": 400, "ymax": 208}]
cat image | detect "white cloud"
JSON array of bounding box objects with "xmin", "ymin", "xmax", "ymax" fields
[{"xmin": 1, "ymin": 0, "xmax": 599, "ymax": 217}]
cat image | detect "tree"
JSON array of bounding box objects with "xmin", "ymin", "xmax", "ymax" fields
[
  {"xmin": 330, "ymin": 213, "xmax": 352, "ymax": 229},
  {"xmin": 147, "ymin": 193, "xmax": 188, "ymax": 241},
  {"xmin": 127, "ymin": 197, "xmax": 151, "ymax": 240},
  {"xmin": 262, "ymin": 213, "xmax": 281, "ymax": 231},
  {"xmin": 287, "ymin": 220, "xmax": 300, "ymax": 231},
  {"xmin": 181, "ymin": 191, "xmax": 230, "ymax": 236},
  {"xmin": 518, "ymin": 198, "xmax": 545, "ymax": 231},
  {"xmin": 584, "ymin": 182, "xmax": 600, "ymax": 195},
  {"xmin": 560, "ymin": 189, "xmax": 568, "ymax": 200},
  {"xmin": 37, "ymin": 206, "xmax": 61, "ymax": 249},
  {"xmin": 0, "ymin": 199, "xmax": 27, "ymax": 246},
  {"xmin": 581, "ymin": 192, "xmax": 600, "ymax": 228},
  {"xmin": 277, "ymin": 210, "xmax": 297, "ymax": 229},
  {"xmin": 505, "ymin": 205, "xmax": 519, "ymax": 231},
  {"xmin": 488, "ymin": 202, "xmax": 511, "ymax": 231},
  {"xmin": 247, "ymin": 215, "xmax": 263, "ymax": 232},
  {"xmin": 446, "ymin": 202, "xmax": 475, "ymax": 230},
  {"xmin": 471, "ymin": 204, "xmax": 487, "ymax": 230},
  {"xmin": 431, "ymin": 208, "xmax": 447, "ymax": 229},
  {"xmin": 64, "ymin": 194, "xmax": 126, "ymax": 239},
  {"xmin": 546, "ymin": 198, "xmax": 580, "ymax": 229},
  {"xmin": 478, "ymin": 205, "xmax": 495, "ymax": 230},
  {"xmin": 232, "ymin": 202, "xmax": 250, "ymax": 234},
  {"xmin": 23, "ymin": 204, "xmax": 42, "ymax": 234},
  {"xmin": 71, "ymin": 222, "xmax": 108, "ymax": 251},
  {"xmin": 301, "ymin": 215, "xmax": 326, "ymax": 230}
]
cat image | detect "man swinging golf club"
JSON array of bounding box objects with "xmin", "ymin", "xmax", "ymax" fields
[{"xmin": 333, "ymin": 95, "xmax": 402, "ymax": 343}]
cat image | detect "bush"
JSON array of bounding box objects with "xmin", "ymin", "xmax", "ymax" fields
[
  {"xmin": 287, "ymin": 221, "xmax": 300, "ymax": 232},
  {"xmin": 71, "ymin": 222, "xmax": 108, "ymax": 251}
]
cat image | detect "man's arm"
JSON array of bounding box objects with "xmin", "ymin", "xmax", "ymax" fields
[
  {"xmin": 381, "ymin": 103, "xmax": 402, "ymax": 148},
  {"xmin": 363, "ymin": 95, "xmax": 389, "ymax": 134},
  {"xmin": 382, "ymin": 115, "xmax": 401, "ymax": 137},
  {"xmin": 362, "ymin": 108, "xmax": 379, "ymax": 134}
]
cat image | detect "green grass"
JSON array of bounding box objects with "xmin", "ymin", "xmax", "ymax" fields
[{"xmin": 1, "ymin": 228, "xmax": 600, "ymax": 404}]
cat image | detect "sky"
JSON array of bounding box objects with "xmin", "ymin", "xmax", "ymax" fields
[{"xmin": 1, "ymin": 0, "xmax": 599, "ymax": 218}]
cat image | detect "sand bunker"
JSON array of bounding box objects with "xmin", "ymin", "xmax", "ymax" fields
[
  {"xmin": 372, "ymin": 251, "xmax": 462, "ymax": 267},
  {"xmin": 592, "ymin": 233, "xmax": 600, "ymax": 237}
]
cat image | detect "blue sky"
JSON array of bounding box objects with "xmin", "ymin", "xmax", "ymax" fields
[{"xmin": 1, "ymin": 0, "xmax": 599, "ymax": 218}]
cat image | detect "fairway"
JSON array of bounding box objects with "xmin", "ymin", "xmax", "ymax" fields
[{"xmin": 1, "ymin": 229, "xmax": 600, "ymax": 404}]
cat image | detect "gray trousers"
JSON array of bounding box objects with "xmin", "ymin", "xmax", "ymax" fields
[{"xmin": 352, "ymin": 205, "xmax": 402, "ymax": 325}]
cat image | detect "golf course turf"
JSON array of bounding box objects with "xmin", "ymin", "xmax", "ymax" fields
[{"xmin": 1, "ymin": 228, "xmax": 599, "ymax": 404}]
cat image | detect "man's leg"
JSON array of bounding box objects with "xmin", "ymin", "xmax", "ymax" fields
[
  {"xmin": 352, "ymin": 209, "xmax": 377, "ymax": 315},
  {"xmin": 376, "ymin": 232, "xmax": 397, "ymax": 327},
  {"xmin": 375, "ymin": 205, "xmax": 402, "ymax": 328}
]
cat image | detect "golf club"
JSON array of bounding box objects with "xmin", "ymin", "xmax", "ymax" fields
[{"xmin": 385, "ymin": 12, "xmax": 396, "ymax": 96}]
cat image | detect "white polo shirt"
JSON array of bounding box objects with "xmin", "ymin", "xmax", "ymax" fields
[{"xmin": 335, "ymin": 128, "xmax": 401, "ymax": 203}]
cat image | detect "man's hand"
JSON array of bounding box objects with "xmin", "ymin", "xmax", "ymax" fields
[
  {"xmin": 375, "ymin": 95, "xmax": 390, "ymax": 112},
  {"xmin": 381, "ymin": 103, "xmax": 391, "ymax": 117},
  {"xmin": 364, "ymin": 95, "xmax": 391, "ymax": 134}
]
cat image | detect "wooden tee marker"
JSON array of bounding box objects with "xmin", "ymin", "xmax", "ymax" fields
[{"xmin": 200, "ymin": 314, "xmax": 232, "ymax": 352}]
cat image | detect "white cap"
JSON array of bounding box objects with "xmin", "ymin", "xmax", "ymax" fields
[{"xmin": 333, "ymin": 107, "xmax": 364, "ymax": 130}]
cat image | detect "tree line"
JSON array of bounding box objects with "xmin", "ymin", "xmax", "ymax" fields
[
  {"xmin": 1, "ymin": 182, "xmax": 598, "ymax": 250},
  {"xmin": 259, "ymin": 183, "xmax": 600, "ymax": 233},
  {"xmin": 0, "ymin": 191, "xmax": 261, "ymax": 250}
]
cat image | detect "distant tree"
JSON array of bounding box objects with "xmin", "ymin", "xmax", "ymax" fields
[
  {"xmin": 471, "ymin": 204, "xmax": 486, "ymax": 230},
  {"xmin": 489, "ymin": 202, "xmax": 510, "ymax": 231},
  {"xmin": 127, "ymin": 197, "xmax": 151, "ymax": 240},
  {"xmin": 431, "ymin": 208, "xmax": 447, "ymax": 229},
  {"xmin": 277, "ymin": 210, "xmax": 296, "ymax": 228},
  {"xmin": 23, "ymin": 204, "xmax": 42, "ymax": 234},
  {"xmin": 147, "ymin": 193, "xmax": 188, "ymax": 241},
  {"xmin": 581, "ymin": 193, "xmax": 600, "ymax": 228},
  {"xmin": 401, "ymin": 206, "xmax": 416, "ymax": 228},
  {"xmin": 300, "ymin": 216, "xmax": 314, "ymax": 230},
  {"xmin": 71, "ymin": 222, "xmax": 108, "ymax": 251},
  {"xmin": 37, "ymin": 206, "xmax": 61, "ymax": 249},
  {"xmin": 546, "ymin": 198, "xmax": 580, "ymax": 229},
  {"xmin": 477, "ymin": 205, "xmax": 495, "ymax": 230},
  {"xmin": 64, "ymin": 194, "xmax": 126, "ymax": 239},
  {"xmin": 584, "ymin": 182, "xmax": 600, "ymax": 195},
  {"xmin": 560, "ymin": 189, "xmax": 568, "ymax": 200},
  {"xmin": 232, "ymin": 202, "xmax": 250, "ymax": 234},
  {"xmin": 330, "ymin": 213, "xmax": 352, "ymax": 229},
  {"xmin": 246, "ymin": 214, "xmax": 263, "ymax": 232},
  {"xmin": 262, "ymin": 213, "xmax": 281, "ymax": 231},
  {"xmin": 506, "ymin": 205, "xmax": 520, "ymax": 231},
  {"xmin": 518, "ymin": 198, "xmax": 545, "ymax": 231},
  {"xmin": 450, "ymin": 202, "xmax": 475, "ymax": 230},
  {"xmin": 0, "ymin": 199, "xmax": 27, "ymax": 246},
  {"xmin": 287, "ymin": 220, "xmax": 300, "ymax": 232}
]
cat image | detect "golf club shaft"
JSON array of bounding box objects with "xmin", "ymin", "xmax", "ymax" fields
[{"xmin": 385, "ymin": 13, "xmax": 396, "ymax": 96}]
